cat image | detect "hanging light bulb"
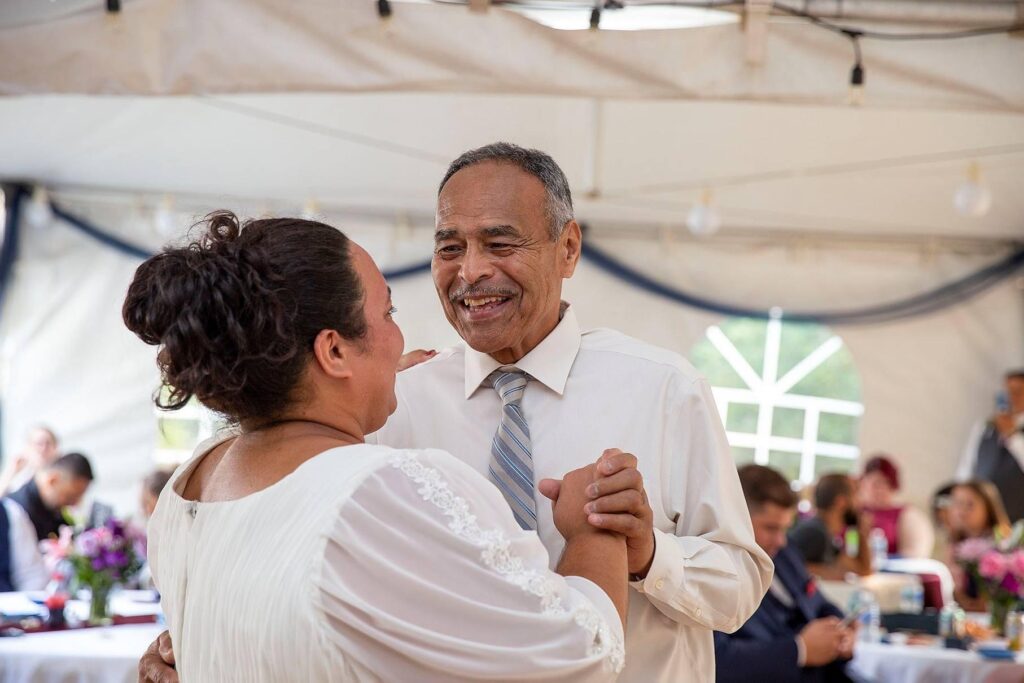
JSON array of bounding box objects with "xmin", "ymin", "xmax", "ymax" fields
[
  {"xmin": 953, "ymin": 161, "xmax": 992, "ymax": 217},
  {"xmin": 300, "ymin": 198, "xmax": 320, "ymax": 220},
  {"xmin": 154, "ymin": 194, "xmax": 177, "ymax": 236},
  {"xmin": 686, "ymin": 189, "xmax": 722, "ymax": 236},
  {"xmin": 25, "ymin": 186, "xmax": 54, "ymax": 228},
  {"xmin": 845, "ymin": 33, "xmax": 865, "ymax": 107}
]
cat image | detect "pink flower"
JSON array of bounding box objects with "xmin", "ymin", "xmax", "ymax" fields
[
  {"xmin": 1010, "ymin": 550, "xmax": 1024, "ymax": 581},
  {"xmin": 978, "ymin": 551, "xmax": 1009, "ymax": 581},
  {"xmin": 957, "ymin": 537, "xmax": 994, "ymax": 563}
]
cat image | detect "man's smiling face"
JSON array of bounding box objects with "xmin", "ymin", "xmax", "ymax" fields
[{"xmin": 432, "ymin": 161, "xmax": 580, "ymax": 364}]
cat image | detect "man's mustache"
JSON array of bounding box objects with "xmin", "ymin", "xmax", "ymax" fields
[{"xmin": 448, "ymin": 287, "xmax": 518, "ymax": 303}]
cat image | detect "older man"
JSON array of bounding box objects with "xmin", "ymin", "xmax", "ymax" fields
[
  {"xmin": 374, "ymin": 143, "xmax": 769, "ymax": 682},
  {"xmin": 139, "ymin": 143, "xmax": 771, "ymax": 682}
]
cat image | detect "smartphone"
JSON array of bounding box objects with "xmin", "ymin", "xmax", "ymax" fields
[
  {"xmin": 996, "ymin": 391, "xmax": 1010, "ymax": 413},
  {"xmin": 840, "ymin": 605, "xmax": 868, "ymax": 628}
]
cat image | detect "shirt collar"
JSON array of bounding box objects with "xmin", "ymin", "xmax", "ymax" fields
[{"xmin": 463, "ymin": 303, "xmax": 581, "ymax": 399}]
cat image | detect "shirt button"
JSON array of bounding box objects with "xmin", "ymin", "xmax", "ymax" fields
[{"xmin": 655, "ymin": 578, "xmax": 666, "ymax": 591}]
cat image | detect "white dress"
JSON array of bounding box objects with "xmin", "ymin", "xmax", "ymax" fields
[{"xmin": 148, "ymin": 439, "xmax": 624, "ymax": 682}]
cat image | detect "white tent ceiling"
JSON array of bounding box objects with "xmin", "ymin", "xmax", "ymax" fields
[
  {"xmin": 1, "ymin": 93, "xmax": 1021, "ymax": 242},
  {"xmin": 0, "ymin": 1, "xmax": 1021, "ymax": 242},
  {"xmin": 0, "ymin": 0, "xmax": 1022, "ymax": 512}
]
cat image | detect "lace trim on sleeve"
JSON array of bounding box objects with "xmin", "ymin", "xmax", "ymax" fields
[{"xmin": 390, "ymin": 452, "xmax": 624, "ymax": 671}]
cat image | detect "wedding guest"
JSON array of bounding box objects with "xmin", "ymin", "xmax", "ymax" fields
[
  {"xmin": 7, "ymin": 452, "xmax": 93, "ymax": 542},
  {"xmin": 0, "ymin": 497, "xmax": 48, "ymax": 591},
  {"xmin": 141, "ymin": 469, "xmax": 174, "ymax": 519},
  {"xmin": 131, "ymin": 212, "xmax": 629, "ymax": 682},
  {"xmin": 946, "ymin": 480, "xmax": 1011, "ymax": 611},
  {"xmin": 957, "ymin": 369, "xmax": 1024, "ymax": 522},
  {"xmin": 930, "ymin": 482, "xmax": 956, "ymax": 561},
  {"xmin": 856, "ymin": 454, "xmax": 933, "ymax": 558},
  {"xmin": 715, "ymin": 465, "xmax": 857, "ymax": 683},
  {"xmin": 0, "ymin": 425, "xmax": 59, "ymax": 496},
  {"xmin": 789, "ymin": 474, "xmax": 872, "ymax": 580}
]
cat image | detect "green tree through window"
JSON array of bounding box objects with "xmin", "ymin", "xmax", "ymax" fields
[{"xmin": 690, "ymin": 314, "xmax": 863, "ymax": 483}]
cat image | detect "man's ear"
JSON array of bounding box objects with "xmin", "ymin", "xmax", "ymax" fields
[
  {"xmin": 559, "ymin": 220, "xmax": 582, "ymax": 278},
  {"xmin": 312, "ymin": 329, "xmax": 355, "ymax": 380}
]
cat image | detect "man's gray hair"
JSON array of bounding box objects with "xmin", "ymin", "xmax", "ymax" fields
[{"xmin": 438, "ymin": 142, "xmax": 574, "ymax": 240}]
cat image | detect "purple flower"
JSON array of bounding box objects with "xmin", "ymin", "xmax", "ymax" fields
[
  {"xmin": 76, "ymin": 530, "xmax": 102, "ymax": 557},
  {"xmin": 979, "ymin": 551, "xmax": 1009, "ymax": 581},
  {"xmin": 999, "ymin": 572, "xmax": 1022, "ymax": 597},
  {"xmin": 957, "ymin": 538, "xmax": 994, "ymax": 563},
  {"xmin": 91, "ymin": 557, "xmax": 106, "ymax": 571}
]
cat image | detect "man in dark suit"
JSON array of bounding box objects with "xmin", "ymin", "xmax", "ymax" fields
[
  {"xmin": 7, "ymin": 452, "xmax": 93, "ymax": 542},
  {"xmin": 715, "ymin": 465, "xmax": 858, "ymax": 683}
]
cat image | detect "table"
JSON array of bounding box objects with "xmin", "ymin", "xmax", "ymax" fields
[
  {"xmin": 0, "ymin": 623, "xmax": 163, "ymax": 683},
  {"xmin": 819, "ymin": 572, "xmax": 923, "ymax": 613},
  {"xmin": 851, "ymin": 641, "xmax": 1024, "ymax": 683}
]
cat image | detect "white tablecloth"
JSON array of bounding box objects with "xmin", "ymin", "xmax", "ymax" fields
[
  {"xmin": 0, "ymin": 624, "xmax": 163, "ymax": 683},
  {"xmin": 851, "ymin": 641, "xmax": 1024, "ymax": 683}
]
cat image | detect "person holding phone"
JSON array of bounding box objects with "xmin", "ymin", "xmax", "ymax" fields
[
  {"xmin": 957, "ymin": 369, "xmax": 1024, "ymax": 523},
  {"xmin": 714, "ymin": 465, "xmax": 859, "ymax": 683}
]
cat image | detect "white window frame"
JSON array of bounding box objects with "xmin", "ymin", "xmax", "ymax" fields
[
  {"xmin": 703, "ymin": 313, "xmax": 864, "ymax": 484},
  {"xmin": 154, "ymin": 399, "xmax": 218, "ymax": 466}
]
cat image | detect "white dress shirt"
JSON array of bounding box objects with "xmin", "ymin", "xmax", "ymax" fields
[
  {"xmin": 3, "ymin": 498, "xmax": 48, "ymax": 591},
  {"xmin": 371, "ymin": 305, "xmax": 773, "ymax": 682},
  {"xmin": 150, "ymin": 441, "xmax": 623, "ymax": 682},
  {"xmin": 957, "ymin": 413, "xmax": 1024, "ymax": 480}
]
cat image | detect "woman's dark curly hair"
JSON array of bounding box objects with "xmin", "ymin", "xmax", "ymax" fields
[{"xmin": 122, "ymin": 211, "xmax": 366, "ymax": 424}]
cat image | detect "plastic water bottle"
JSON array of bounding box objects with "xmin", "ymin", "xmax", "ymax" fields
[
  {"xmin": 939, "ymin": 603, "xmax": 955, "ymax": 637},
  {"xmin": 939, "ymin": 601, "xmax": 965, "ymax": 639},
  {"xmin": 856, "ymin": 589, "xmax": 881, "ymax": 643},
  {"xmin": 869, "ymin": 528, "xmax": 888, "ymax": 570},
  {"xmin": 899, "ymin": 583, "xmax": 925, "ymax": 614}
]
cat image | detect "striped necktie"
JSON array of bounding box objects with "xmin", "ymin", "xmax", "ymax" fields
[{"xmin": 487, "ymin": 367, "xmax": 537, "ymax": 530}]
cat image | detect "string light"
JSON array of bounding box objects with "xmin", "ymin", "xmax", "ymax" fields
[
  {"xmin": 25, "ymin": 186, "xmax": 53, "ymax": 228},
  {"xmin": 686, "ymin": 189, "xmax": 722, "ymax": 236},
  {"xmin": 953, "ymin": 161, "xmax": 993, "ymax": 217},
  {"xmin": 300, "ymin": 198, "xmax": 320, "ymax": 220},
  {"xmin": 154, "ymin": 195, "xmax": 176, "ymax": 236}
]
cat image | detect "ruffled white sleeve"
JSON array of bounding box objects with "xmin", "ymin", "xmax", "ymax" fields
[{"xmin": 314, "ymin": 448, "xmax": 624, "ymax": 683}]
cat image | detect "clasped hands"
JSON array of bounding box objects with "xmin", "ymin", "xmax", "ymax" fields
[{"xmin": 538, "ymin": 448, "xmax": 655, "ymax": 579}]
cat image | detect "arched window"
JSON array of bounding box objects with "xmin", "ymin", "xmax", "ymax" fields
[
  {"xmin": 690, "ymin": 314, "xmax": 863, "ymax": 484},
  {"xmin": 154, "ymin": 391, "xmax": 220, "ymax": 467}
]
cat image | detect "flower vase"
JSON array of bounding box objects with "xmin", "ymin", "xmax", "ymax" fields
[
  {"xmin": 989, "ymin": 598, "xmax": 1013, "ymax": 637},
  {"xmin": 88, "ymin": 582, "xmax": 113, "ymax": 626}
]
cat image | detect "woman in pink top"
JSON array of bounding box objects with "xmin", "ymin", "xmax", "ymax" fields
[{"xmin": 857, "ymin": 455, "xmax": 934, "ymax": 559}]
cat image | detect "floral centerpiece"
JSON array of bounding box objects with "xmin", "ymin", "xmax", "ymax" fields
[
  {"xmin": 956, "ymin": 522, "xmax": 1024, "ymax": 636},
  {"xmin": 41, "ymin": 519, "xmax": 146, "ymax": 625}
]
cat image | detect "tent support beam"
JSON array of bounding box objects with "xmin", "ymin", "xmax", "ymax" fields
[{"xmin": 744, "ymin": 0, "xmax": 773, "ymax": 65}]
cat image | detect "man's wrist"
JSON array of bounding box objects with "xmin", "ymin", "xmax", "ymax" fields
[{"xmin": 629, "ymin": 531, "xmax": 657, "ymax": 581}]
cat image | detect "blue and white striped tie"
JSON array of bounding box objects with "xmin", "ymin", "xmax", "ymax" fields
[{"xmin": 487, "ymin": 367, "xmax": 537, "ymax": 531}]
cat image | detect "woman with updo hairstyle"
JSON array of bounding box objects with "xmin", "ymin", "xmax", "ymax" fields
[{"xmin": 128, "ymin": 212, "xmax": 626, "ymax": 683}]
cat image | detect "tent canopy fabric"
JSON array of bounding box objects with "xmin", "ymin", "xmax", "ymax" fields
[
  {"xmin": 0, "ymin": 0, "xmax": 1022, "ymax": 514},
  {"xmin": 1, "ymin": 0, "xmax": 1023, "ymax": 112}
]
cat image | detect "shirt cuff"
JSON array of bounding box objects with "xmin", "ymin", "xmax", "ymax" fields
[
  {"xmin": 795, "ymin": 635, "xmax": 807, "ymax": 667},
  {"xmin": 631, "ymin": 528, "xmax": 685, "ymax": 599}
]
